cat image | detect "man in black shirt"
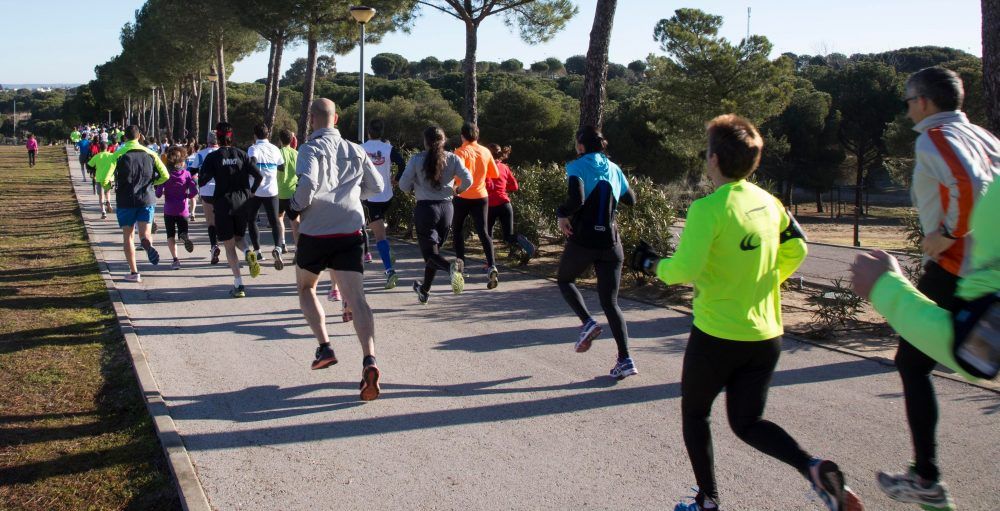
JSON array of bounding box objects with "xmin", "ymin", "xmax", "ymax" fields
[{"xmin": 198, "ymin": 122, "xmax": 263, "ymax": 297}]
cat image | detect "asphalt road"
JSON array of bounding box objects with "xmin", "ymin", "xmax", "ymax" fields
[{"xmin": 71, "ymin": 154, "xmax": 998, "ymax": 511}]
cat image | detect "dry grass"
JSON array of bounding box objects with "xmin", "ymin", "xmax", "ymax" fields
[{"xmin": 0, "ymin": 146, "xmax": 178, "ymax": 510}]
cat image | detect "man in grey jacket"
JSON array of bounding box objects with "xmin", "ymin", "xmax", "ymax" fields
[{"xmin": 292, "ymin": 98, "xmax": 385, "ymax": 401}]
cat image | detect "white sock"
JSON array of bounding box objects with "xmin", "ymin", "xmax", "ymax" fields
[{"xmin": 234, "ymin": 276, "xmax": 244, "ymax": 287}]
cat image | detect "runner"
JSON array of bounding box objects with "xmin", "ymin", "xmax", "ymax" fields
[
  {"xmin": 453, "ymin": 122, "xmax": 501, "ymax": 289},
  {"xmin": 398, "ymin": 126, "xmax": 473, "ymax": 302},
  {"xmin": 868, "ymin": 66, "xmax": 997, "ymax": 511},
  {"xmin": 25, "ymin": 134, "xmax": 38, "ymax": 168},
  {"xmin": 185, "ymin": 141, "xmax": 198, "ymax": 220},
  {"xmin": 89, "ymin": 141, "xmax": 117, "ymax": 219},
  {"xmin": 629, "ymin": 115, "xmax": 863, "ymax": 511},
  {"xmin": 362, "ymin": 119, "xmax": 407, "ymax": 289},
  {"xmin": 555, "ymin": 127, "xmax": 636, "ymax": 378},
  {"xmin": 276, "ymin": 128, "xmax": 299, "ymax": 257},
  {"xmin": 189, "ymin": 133, "xmax": 221, "ymax": 264},
  {"xmin": 70, "ymin": 127, "xmax": 82, "ymax": 149},
  {"xmin": 101, "ymin": 125, "xmax": 169, "ymax": 283},
  {"xmin": 486, "ymin": 143, "xmax": 535, "ymax": 261},
  {"xmin": 291, "ymin": 98, "xmax": 384, "ymax": 401},
  {"xmin": 197, "ymin": 122, "xmax": 263, "ymax": 297},
  {"xmin": 246, "ymin": 123, "xmax": 286, "ymax": 270},
  {"xmin": 77, "ymin": 135, "xmax": 92, "ymax": 182},
  {"xmin": 155, "ymin": 146, "xmax": 199, "ymax": 270}
]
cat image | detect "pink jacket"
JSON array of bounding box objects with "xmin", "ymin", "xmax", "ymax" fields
[{"xmin": 26, "ymin": 139, "xmax": 38, "ymax": 151}]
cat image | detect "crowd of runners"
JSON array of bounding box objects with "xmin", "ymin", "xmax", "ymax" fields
[{"xmin": 62, "ymin": 66, "xmax": 998, "ymax": 511}]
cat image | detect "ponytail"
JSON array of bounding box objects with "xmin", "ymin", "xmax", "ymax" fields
[{"xmin": 422, "ymin": 126, "xmax": 446, "ymax": 188}]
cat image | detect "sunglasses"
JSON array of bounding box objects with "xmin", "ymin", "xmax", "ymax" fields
[{"xmin": 902, "ymin": 95, "xmax": 921, "ymax": 109}]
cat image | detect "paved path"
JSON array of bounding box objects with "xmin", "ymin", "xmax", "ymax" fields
[{"xmin": 70, "ymin": 152, "xmax": 997, "ymax": 511}]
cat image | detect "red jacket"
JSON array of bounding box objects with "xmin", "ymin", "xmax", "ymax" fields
[{"xmin": 486, "ymin": 162, "xmax": 519, "ymax": 207}]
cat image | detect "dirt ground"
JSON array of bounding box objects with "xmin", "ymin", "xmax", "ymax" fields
[{"xmin": 788, "ymin": 203, "xmax": 916, "ymax": 251}]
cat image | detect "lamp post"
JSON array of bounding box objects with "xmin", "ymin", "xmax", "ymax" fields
[
  {"xmin": 206, "ymin": 67, "xmax": 219, "ymax": 143},
  {"xmin": 350, "ymin": 5, "xmax": 376, "ymax": 143},
  {"xmin": 107, "ymin": 109, "xmax": 112, "ymax": 126}
]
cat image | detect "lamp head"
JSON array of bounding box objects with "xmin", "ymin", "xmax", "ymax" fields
[{"xmin": 350, "ymin": 5, "xmax": 376, "ymax": 24}]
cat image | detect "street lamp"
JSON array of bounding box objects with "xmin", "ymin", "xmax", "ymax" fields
[
  {"xmin": 107, "ymin": 109, "xmax": 112, "ymax": 126},
  {"xmin": 206, "ymin": 67, "xmax": 219, "ymax": 143},
  {"xmin": 350, "ymin": 5, "xmax": 376, "ymax": 143}
]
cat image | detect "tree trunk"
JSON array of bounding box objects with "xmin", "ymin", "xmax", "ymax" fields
[
  {"xmin": 192, "ymin": 72, "xmax": 202, "ymax": 143},
  {"xmin": 266, "ymin": 35, "xmax": 285, "ymax": 129},
  {"xmin": 179, "ymin": 82, "xmax": 190, "ymax": 141},
  {"xmin": 264, "ymin": 40, "xmax": 277, "ymax": 115},
  {"xmin": 160, "ymin": 86, "xmax": 172, "ymax": 140},
  {"xmin": 984, "ymin": 0, "xmax": 1000, "ymax": 134},
  {"xmin": 139, "ymin": 97, "xmax": 145, "ymax": 131},
  {"xmin": 462, "ymin": 20, "xmax": 480, "ymax": 123},
  {"xmin": 815, "ymin": 189, "xmax": 824, "ymax": 213},
  {"xmin": 217, "ymin": 37, "xmax": 228, "ymax": 122},
  {"xmin": 853, "ymin": 154, "xmax": 864, "ymax": 247},
  {"xmin": 298, "ymin": 34, "xmax": 320, "ymax": 140},
  {"xmin": 580, "ymin": 0, "xmax": 617, "ymax": 130}
]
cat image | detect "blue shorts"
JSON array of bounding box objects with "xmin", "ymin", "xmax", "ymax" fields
[{"xmin": 117, "ymin": 206, "xmax": 156, "ymax": 228}]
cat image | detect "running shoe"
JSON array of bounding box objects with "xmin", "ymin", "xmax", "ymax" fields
[
  {"xmin": 486, "ymin": 265, "xmax": 500, "ymax": 290},
  {"xmin": 255, "ymin": 250, "xmax": 266, "ymax": 262},
  {"xmin": 673, "ymin": 495, "xmax": 719, "ymax": 511},
  {"xmin": 124, "ymin": 272, "xmax": 142, "ymax": 283},
  {"xmin": 181, "ymin": 235, "xmax": 194, "ymax": 253},
  {"xmin": 188, "ymin": 214, "xmax": 195, "ymax": 221},
  {"xmin": 413, "ymin": 280, "xmax": 429, "ymax": 304},
  {"xmin": 105, "ymin": 201, "xmax": 112, "ymax": 212},
  {"xmin": 610, "ymin": 357, "xmax": 639, "ymax": 379},
  {"xmin": 360, "ymin": 363, "xmax": 381, "ymax": 401},
  {"xmin": 311, "ymin": 343, "xmax": 338, "ymax": 370},
  {"xmin": 100, "ymin": 212, "xmax": 107, "ymax": 220},
  {"xmin": 210, "ymin": 245, "xmax": 221, "ymax": 265},
  {"xmin": 272, "ymin": 247, "xmax": 284, "ymax": 271},
  {"xmin": 328, "ymin": 288, "xmax": 341, "ymax": 302},
  {"xmin": 140, "ymin": 238, "xmax": 160, "ymax": 265},
  {"xmin": 245, "ymin": 250, "xmax": 261, "ymax": 278},
  {"xmin": 516, "ymin": 234, "xmax": 537, "ymax": 259},
  {"xmin": 171, "ymin": 258, "xmax": 181, "ymax": 271},
  {"xmin": 364, "ymin": 251, "xmax": 373, "ymax": 263},
  {"xmin": 384, "ymin": 269, "xmax": 399, "ymax": 290},
  {"xmin": 151, "ymin": 222, "xmax": 158, "ymax": 234},
  {"xmin": 342, "ymin": 301, "xmax": 353, "ymax": 323},
  {"xmin": 229, "ymin": 285, "xmax": 246, "ymax": 298},
  {"xmin": 450, "ymin": 259, "xmax": 465, "ymax": 294},
  {"xmin": 877, "ymin": 466, "xmax": 952, "ymax": 510},
  {"xmin": 575, "ymin": 319, "xmax": 603, "ymax": 353},
  {"xmin": 810, "ymin": 458, "xmax": 865, "ymax": 511}
]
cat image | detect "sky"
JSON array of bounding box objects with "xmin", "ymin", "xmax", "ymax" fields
[{"xmin": 0, "ymin": 0, "xmax": 984, "ymax": 86}]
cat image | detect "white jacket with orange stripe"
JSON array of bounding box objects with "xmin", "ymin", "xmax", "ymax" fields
[{"xmin": 911, "ymin": 110, "xmax": 1000, "ymax": 276}]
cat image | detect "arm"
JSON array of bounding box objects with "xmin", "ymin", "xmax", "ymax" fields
[
  {"xmin": 777, "ymin": 205, "xmax": 808, "ymax": 282},
  {"xmin": 398, "ymin": 157, "xmax": 417, "ymax": 193},
  {"xmin": 556, "ymin": 176, "xmax": 585, "ymax": 218},
  {"xmin": 655, "ymin": 200, "xmax": 716, "ymax": 285},
  {"xmin": 291, "ymin": 146, "xmax": 319, "ymax": 211},
  {"xmin": 197, "ymin": 157, "xmax": 214, "ymax": 188},
  {"xmin": 486, "ymin": 154, "xmax": 500, "ymax": 179},
  {"xmin": 99, "ymin": 159, "xmax": 117, "ymax": 191},
  {"xmin": 359, "ymin": 152, "xmax": 384, "ymax": 200},
  {"xmin": 155, "ymin": 184, "xmax": 164, "ymax": 198},
  {"xmin": 506, "ymin": 166, "xmax": 519, "ymax": 193},
  {"xmin": 186, "ymin": 177, "xmax": 199, "ymax": 199},
  {"xmin": 452, "ymin": 156, "xmax": 474, "ymax": 195},
  {"xmin": 245, "ymin": 156, "xmax": 263, "ymax": 194},
  {"xmin": 150, "ymin": 151, "xmax": 169, "ymax": 186},
  {"xmin": 391, "ymin": 147, "xmax": 406, "ymax": 183},
  {"xmin": 619, "ymin": 186, "xmax": 636, "ymax": 207}
]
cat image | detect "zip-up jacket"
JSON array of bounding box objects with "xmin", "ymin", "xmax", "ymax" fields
[
  {"xmin": 557, "ymin": 152, "xmax": 635, "ymax": 249},
  {"xmin": 106, "ymin": 139, "xmax": 169, "ymax": 208},
  {"xmin": 198, "ymin": 146, "xmax": 262, "ymax": 213},
  {"xmin": 911, "ymin": 111, "xmax": 999, "ymax": 275}
]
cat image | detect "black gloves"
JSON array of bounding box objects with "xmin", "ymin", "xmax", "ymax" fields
[{"xmin": 629, "ymin": 240, "xmax": 662, "ymax": 276}]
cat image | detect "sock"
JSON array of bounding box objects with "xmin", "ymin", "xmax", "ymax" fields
[
  {"xmin": 363, "ymin": 355, "xmax": 376, "ymax": 367},
  {"xmin": 280, "ymin": 243, "xmax": 287, "ymax": 253},
  {"xmin": 234, "ymin": 276, "xmax": 244, "ymax": 287},
  {"xmin": 376, "ymin": 240, "xmax": 392, "ymax": 270},
  {"xmin": 208, "ymin": 225, "xmax": 217, "ymax": 247}
]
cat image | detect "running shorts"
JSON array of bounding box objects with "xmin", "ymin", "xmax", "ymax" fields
[
  {"xmin": 116, "ymin": 205, "xmax": 156, "ymax": 228},
  {"xmin": 296, "ymin": 233, "xmax": 364, "ymax": 275}
]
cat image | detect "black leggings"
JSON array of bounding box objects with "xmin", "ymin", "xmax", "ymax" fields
[
  {"xmin": 896, "ymin": 261, "xmax": 957, "ymax": 482},
  {"xmin": 488, "ymin": 202, "xmax": 517, "ymax": 245},
  {"xmin": 452, "ymin": 197, "xmax": 495, "ymax": 267},
  {"xmin": 27, "ymin": 150, "xmax": 36, "ymax": 166},
  {"xmin": 682, "ymin": 327, "xmax": 811, "ymax": 502},
  {"xmin": 556, "ymin": 240, "xmax": 629, "ymax": 359},
  {"xmin": 246, "ymin": 196, "xmax": 280, "ymax": 251},
  {"xmin": 415, "ymin": 200, "xmax": 453, "ymax": 293}
]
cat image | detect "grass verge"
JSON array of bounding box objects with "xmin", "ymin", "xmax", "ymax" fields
[{"xmin": 0, "ymin": 146, "xmax": 179, "ymax": 510}]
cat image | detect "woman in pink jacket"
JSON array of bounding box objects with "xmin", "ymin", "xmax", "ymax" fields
[{"xmin": 25, "ymin": 134, "xmax": 38, "ymax": 167}]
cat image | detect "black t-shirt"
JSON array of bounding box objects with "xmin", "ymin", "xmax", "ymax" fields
[{"xmin": 198, "ymin": 146, "xmax": 262, "ymax": 213}]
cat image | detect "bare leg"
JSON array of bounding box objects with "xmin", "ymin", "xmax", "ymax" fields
[
  {"xmin": 122, "ymin": 225, "xmax": 137, "ymax": 274},
  {"xmin": 296, "ymin": 267, "xmax": 327, "ymax": 345},
  {"xmin": 334, "ymin": 270, "xmax": 374, "ymax": 357},
  {"xmin": 223, "ymin": 238, "xmax": 242, "ymax": 279}
]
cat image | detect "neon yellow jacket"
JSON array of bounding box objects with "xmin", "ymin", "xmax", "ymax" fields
[
  {"xmin": 70, "ymin": 130, "xmax": 82, "ymax": 143},
  {"xmin": 655, "ymin": 179, "xmax": 807, "ymax": 341},
  {"xmin": 870, "ymin": 182, "xmax": 999, "ymax": 381},
  {"xmin": 88, "ymin": 151, "xmax": 118, "ymax": 187},
  {"xmin": 103, "ymin": 139, "xmax": 169, "ymax": 190}
]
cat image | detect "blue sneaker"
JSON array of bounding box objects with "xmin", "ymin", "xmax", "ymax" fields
[
  {"xmin": 575, "ymin": 319, "xmax": 602, "ymax": 352},
  {"xmin": 674, "ymin": 490, "xmax": 719, "ymax": 510},
  {"xmin": 610, "ymin": 357, "xmax": 638, "ymax": 379},
  {"xmin": 140, "ymin": 238, "xmax": 159, "ymax": 266}
]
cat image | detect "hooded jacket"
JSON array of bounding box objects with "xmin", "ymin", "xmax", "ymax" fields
[
  {"xmin": 155, "ymin": 168, "xmax": 199, "ymax": 217},
  {"xmin": 106, "ymin": 139, "xmax": 169, "ymax": 208}
]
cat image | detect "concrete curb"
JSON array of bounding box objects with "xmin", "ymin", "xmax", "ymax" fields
[
  {"xmin": 65, "ymin": 146, "xmax": 212, "ymax": 511},
  {"xmin": 390, "ymin": 235, "xmax": 998, "ymax": 396}
]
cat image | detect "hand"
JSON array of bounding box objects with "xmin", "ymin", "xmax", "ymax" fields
[
  {"xmin": 921, "ymin": 230, "xmax": 957, "ymax": 259},
  {"xmin": 391, "ymin": 177, "xmax": 399, "ymax": 188},
  {"xmin": 850, "ymin": 249, "xmax": 902, "ymax": 299},
  {"xmin": 628, "ymin": 240, "xmax": 662, "ymax": 276},
  {"xmin": 558, "ymin": 216, "xmax": 573, "ymax": 237}
]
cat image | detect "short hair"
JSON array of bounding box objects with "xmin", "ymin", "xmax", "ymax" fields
[
  {"xmin": 368, "ymin": 118, "xmax": 385, "ymax": 140},
  {"xmin": 278, "ymin": 129, "xmax": 294, "ymax": 146},
  {"xmin": 461, "ymin": 122, "xmax": 479, "ymax": 142},
  {"xmin": 165, "ymin": 146, "xmax": 187, "ymax": 168},
  {"xmin": 907, "ymin": 66, "xmax": 964, "ymax": 112},
  {"xmin": 705, "ymin": 114, "xmax": 764, "ymax": 180},
  {"xmin": 576, "ymin": 126, "xmax": 607, "ymax": 154},
  {"xmin": 125, "ymin": 125, "xmax": 141, "ymax": 140},
  {"xmin": 253, "ymin": 123, "xmax": 270, "ymax": 140},
  {"xmin": 206, "ymin": 132, "xmax": 217, "ymax": 145}
]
